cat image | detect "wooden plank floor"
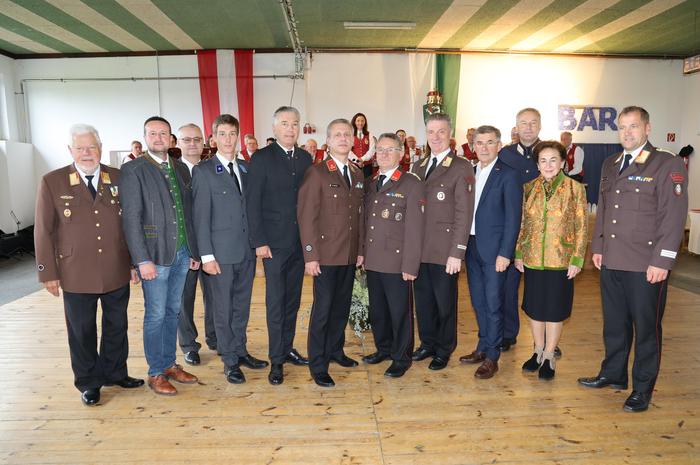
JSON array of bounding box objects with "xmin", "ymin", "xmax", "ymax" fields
[{"xmin": 1, "ymin": 270, "xmax": 698, "ymax": 465}]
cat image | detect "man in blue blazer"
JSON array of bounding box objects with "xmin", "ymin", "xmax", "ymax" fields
[
  {"xmin": 460, "ymin": 125, "xmax": 522, "ymax": 379},
  {"xmin": 192, "ymin": 114, "xmax": 267, "ymax": 385},
  {"xmin": 246, "ymin": 106, "xmax": 313, "ymax": 385}
]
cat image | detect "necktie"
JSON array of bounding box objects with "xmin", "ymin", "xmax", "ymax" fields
[
  {"xmin": 426, "ymin": 157, "xmax": 438, "ymax": 179},
  {"xmin": 620, "ymin": 153, "xmax": 632, "ymax": 173},
  {"xmin": 342, "ymin": 165, "xmax": 351, "ymax": 188},
  {"xmin": 228, "ymin": 162, "xmax": 241, "ymax": 194},
  {"xmin": 85, "ymin": 175, "xmax": 97, "ymax": 199},
  {"xmin": 286, "ymin": 150, "xmax": 293, "ymax": 160},
  {"xmin": 377, "ymin": 174, "xmax": 386, "ymax": 192}
]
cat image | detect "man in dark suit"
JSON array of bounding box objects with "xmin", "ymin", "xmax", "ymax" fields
[
  {"xmin": 363, "ymin": 133, "xmax": 424, "ymax": 378},
  {"xmin": 459, "ymin": 125, "xmax": 522, "ymax": 379},
  {"xmin": 579, "ymin": 106, "xmax": 688, "ymax": 412},
  {"xmin": 176, "ymin": 123, "xmax": 216, "ymax": 365},
  {"xmin": 411, "ymin": 113, "xmax": 475, "ymax": 371},
  {"xmin": 498, "ymin": 108, "xmax": 542, "ymax": 354},
  {"xmin": 246, "ymin": 106, "xmax": 312, "ymax": 385},
  {"xmin": 121, "ymin": 116, "xmax": 200, "ymax": 396},
  {"xmin": 34, "ymin": 124, "xmax": 143, "ymax": 406},
  {"xmin": 192, "ymin": 114, "xmax": 267, "ymax": 384},
  {"xmin": 297, "ymin": 118, "xmax": 365, "ymax": 387}
]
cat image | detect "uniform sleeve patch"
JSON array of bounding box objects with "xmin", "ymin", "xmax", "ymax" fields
[
  {"xmin": 660, "ymin": 249, "xmax": 677, "ymax": 259},
  {"xmin": 670, "ymin": 172, "xmax": 685, "ymax": 183},
  {"xmin": 457, "ymin": 244, "xmax": 467, "ymax": 250},
  {"xmin": 305, "ymin": 245, "xmax": 313, "ymax": 252},
  {"xmin": 37, "ymin": 264, "xmax": 45, "ymax": 271}
]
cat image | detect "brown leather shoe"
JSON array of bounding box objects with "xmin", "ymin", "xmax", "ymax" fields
[
  {"xmin": 164, "ymin": 364, "xmax": 198, "ymax": 384},
  {"xmin": 459, "ymin": 351, "xmax": 486, "ymax": 364},
  {"xmin": 474, "ymin": 359, "xmax": 499, "ymax": 379},
  {"xmin": 148, "ymin": 375, "xmax": 177, "ymax": 396}
]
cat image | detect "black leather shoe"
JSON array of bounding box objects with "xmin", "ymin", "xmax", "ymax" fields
[
  {"xmin": 312, "ymin": 372, "xmax": 335, "ymax": 387},
  {"xmin": 184, "ymin": 351, "xmax": 201, "ymax": 366},
  {"xmin": 577, "ymin": 375, "xmax": 628, "ymax": 390},
  {"xmin": 411, "ymin": 347, "xmax": 435, "ymax": 361},
  {"xmin": 522, "ymin": 353, "xmax": 541, "ymax": 372},
  {"xmin": 239, "ymin": 354, "xmax": 269, "ymax": 369},
  {"xmin": 554, "ymin": 346, "xmax": 562, "ymax": 358},
  {"xmin": 286, "ymin": 348, "xmax": 309, "ymax": 366},
  {"xmin": 538, "ymin": 359, "xmax": 555, "ymax": 380},
  {"xmin": 623, "ymin": 391, "xmax": 652, "ymax": 412},
  {"xmin": 428, "ymin": 356, "xmax": 449, "ymax": 370},
  {"xmin": 81, "ymin": 388, "xmax": 100, "ymax": 406},
  {"xmin": 225, "ymin": 365, "xmax": 246, "ymax": 384},
  {"xmin": 363, "ymin": 352, "xmax": 390, "ymax": 364},
  {"xmin": 331, "ymin": 354, "xmax": 359, "ymax": 368},
  {"xmin": 268, "ymin": 364, "xmax": 284, "ymax": 385},
  {"xmin": 499, "ymin": 337, "xmax": 517, "ymax": 351},
  {"xmin": 105, "ymin": 376, "xmax": 145, "ymax": 389},
  {"xmin": 384, "ymin": 361, "xmax": 409, "ymax": 378}
]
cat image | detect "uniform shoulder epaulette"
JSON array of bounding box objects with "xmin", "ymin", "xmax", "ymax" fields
[
  {"xmin": 407, "ymin": 172, "xmax": 421, "ymax": 180},
  {"xmin": 656, "ymin": 148, "xmax": 677, "ymax": 156}
]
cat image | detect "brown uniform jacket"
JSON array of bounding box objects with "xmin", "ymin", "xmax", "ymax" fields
[
  {"xmin": 411, "ymin": 152, "xmax": 475, "ymax": 264},
  {"xmin": 298, "ymin": 157, "xmax": 365, "ymax": 265},
  {"xmin": 34, "ymin": 163, "xmax": 131, "ymax": 293},
  {"xmin": 364, "ymin": 169, "xmax": 425, "ymax": 276},
  {"xmin": 592, "ymin": 142, "xmax": 688, "ymax": 272}
]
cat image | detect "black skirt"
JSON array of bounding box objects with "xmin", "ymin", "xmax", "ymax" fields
[{"xmin": 522, "ymin": 267, "xmax": 574, "ymax": 322}]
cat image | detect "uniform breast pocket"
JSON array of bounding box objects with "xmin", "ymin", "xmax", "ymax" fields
[
  {"xmin": 630, "ymin": 183, "xmax": 656, "ymax": 211},
  {"xmin": 324, "ymin": 189, "xmax": 342, "ymax": 214},
  {"xmin": 55, "ymin": 197, "xmax": 80, "ymax": 223},
  {"xmin": 388, "ymin": 198, "xmax": 407, "ymax": 222}
]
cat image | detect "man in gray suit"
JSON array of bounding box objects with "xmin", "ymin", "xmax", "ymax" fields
[
  {"xmin": 121, "ymin": 116, "xmax": 200, "ymax": 396},
  {"xmin": 176, "ymin": 123, "xmax": 217, "ymax": 365},
  {"xmin": 192, "ymin": 114, "xmax": 268, "ymax": 384}
]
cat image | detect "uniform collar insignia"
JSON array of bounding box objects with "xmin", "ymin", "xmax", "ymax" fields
[
  {"xmin": 390, "ymin": 170, "xmax": 402, "ymax": 182},
  {"xmin": 216, "ymin": 164, "xmax": 224, "ymax": 174},
  {"xmin": 442, "ymin": 156, "xmax": 452, "ymax": 168},
  {"xmin": 635, "ymin": 150, "xmax": 651, "ymax": 164},
  {"xmin": 326, "ymin": 159, "xmax": 338, "ymax": 172},
  {"xmin": 614, "ymin": 153, "xmax": 624, "ymax": 164},
  {"xmin": 100, "ymin": 171, "xmax": 111, "ymax": 184},
  {"xmin": 69, "ymin": 172, "xmax": 80, "ymax": 186},
  {"xmin": 420, "ymin": 157, "xmax": 428, "ymax": 167}
]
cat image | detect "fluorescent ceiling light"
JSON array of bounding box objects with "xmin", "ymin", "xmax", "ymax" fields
[{"xmin": 344, "ymin": 21, "xmax": 416, "ymax": 30}]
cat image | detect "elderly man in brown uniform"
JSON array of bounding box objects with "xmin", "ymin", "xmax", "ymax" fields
[
  {"xmin": 411, "ymin": 113, "xmax": 475, "ymax": 370},
  {"xmin": 363, "ymin": 133, "xmax": 425, "ymax": 378},
  {"xmin": 579, "ymin": 106, "xmax": 688, "ymax": 413},
  {"xmin": 298, "ymin": 118, "xmax": 365, "ymax": 387},
  {"xmin": 34, "ymin": 124, "xmax": 143, "ymax": 406}
]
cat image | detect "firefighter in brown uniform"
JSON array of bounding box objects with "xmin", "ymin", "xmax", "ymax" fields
[
  {"xmin": 34, "ymin": 124, "xmax": 143, "ymax": 406},
  {"xmin": 578, "ymin": 106, "xmax": 688, "ymax": 412},
  {"xmin": 363, "ymin": 133, "xmax": 425, "ymax": 378},
  {"xmin": 298, "ymin": 118, "xmax": 365, "ymax": 387},
  {"xmin": 411, "ymin": 113, "xmax": 475, "ymax": 370}
]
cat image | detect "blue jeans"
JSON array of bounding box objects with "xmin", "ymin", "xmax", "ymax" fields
[{"xmin": 140, "ymin": 247, "xmax": 190, "ymax": 376}]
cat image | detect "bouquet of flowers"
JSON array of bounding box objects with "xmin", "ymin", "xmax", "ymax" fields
[{"xmin": 348, "ymin": 268, "xmax": 371, "ymax": 337}]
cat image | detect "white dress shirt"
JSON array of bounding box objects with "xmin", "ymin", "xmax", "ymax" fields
[
  {"xmin": 470, "ymin": 158, "xmax": 497, "ymax": 235},
  {"xmin": 74, "ymin": 163, "xmax": 101, "ymax": 191}
]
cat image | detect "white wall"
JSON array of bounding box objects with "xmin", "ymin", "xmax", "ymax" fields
[
  {"xmin": 0, "ymin": 54, "xmax": 21, "ymax": 141},
  {"xmin": 2, "ymin": 51, "xmax": 697, "ymax": 224},
  {"xmin": 454, "ymin": 54, "xmax": 685, "ymax": 152},
  {"xmin": 680, "ymin": 71, "xmax": 700, "ymax": 210},
  {"xmin": 0, "ymin": 141, "xmax": 34, "ymax": 233}
]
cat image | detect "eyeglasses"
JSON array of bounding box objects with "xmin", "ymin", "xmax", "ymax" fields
[
  {"xmin": 71, "ymin": 145, "xmax": 99, "ymax": 153},
  {"xmin": 180, "ymin": 137, "xmax": 203, "ymax": 144},
  {"xmin": 376, "ymin": 147, "xmax": 402, "ymax": 154}
]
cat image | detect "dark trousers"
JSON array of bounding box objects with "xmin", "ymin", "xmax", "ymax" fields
[
  {"xmin": 503, "ymin": 263, "xmax": 521, "ymax": 340},
  {"xmin": 366, "ymin": 271, "xmax": 413, "ymax": 365},
  {"xmin": 413, "ymin": 262, "xmax": 458, "ymax": 359},
  {"xmin": 308, "ymin": 264, "xmax": 355, "ymax": 374},
  {"xmin": 465, "ymin": 236, "xmax": 506, "ymax": 361},
  {"xmin": 263, "ymin": 246, "xmax": 305, "ymax": 364},
  {"xmin": 599, "ymin": 266, "xmax": 668, "ymax": 393},
  {"xmin": 62, "ymin": 284, "xmax": 130, "ymax": 391},
  {"xmin": 206, "ymin": 259, "xmax": 256, "ymax": 369},
  {"xmin": 177, "ymin": 268, "xmax": 217, "ymax": 353}
]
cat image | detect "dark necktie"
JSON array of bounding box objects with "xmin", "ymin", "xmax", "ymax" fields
[
  {"xmin": 620, "ymin": 153, "xmax": 632, "ymax": 173},
  {"xmin": 377, "ymin": 174, "xmax": 386, "ymax": 192},
  {"xmin": 342, "ymin": 165, "xmax": 351, "ymax": 188},
  {"xmin": 286, "ymin": 150, "xmax": 293, "ymax": 160},
  {"xmin": 425, "ymin": 157, "xmax": 438, "ymax": 179},
  {"xmin": 85, "ymin": 175, "xmax": 97, "ymax": 199},
  {"xmin": 228, "ymin": 162, "xmax": 241, "ymax": 194}
]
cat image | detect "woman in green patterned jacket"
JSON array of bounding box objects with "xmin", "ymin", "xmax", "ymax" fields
[{"xmin": 514, "ymin": 140, "xmax": 588, "ymax": 380}]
